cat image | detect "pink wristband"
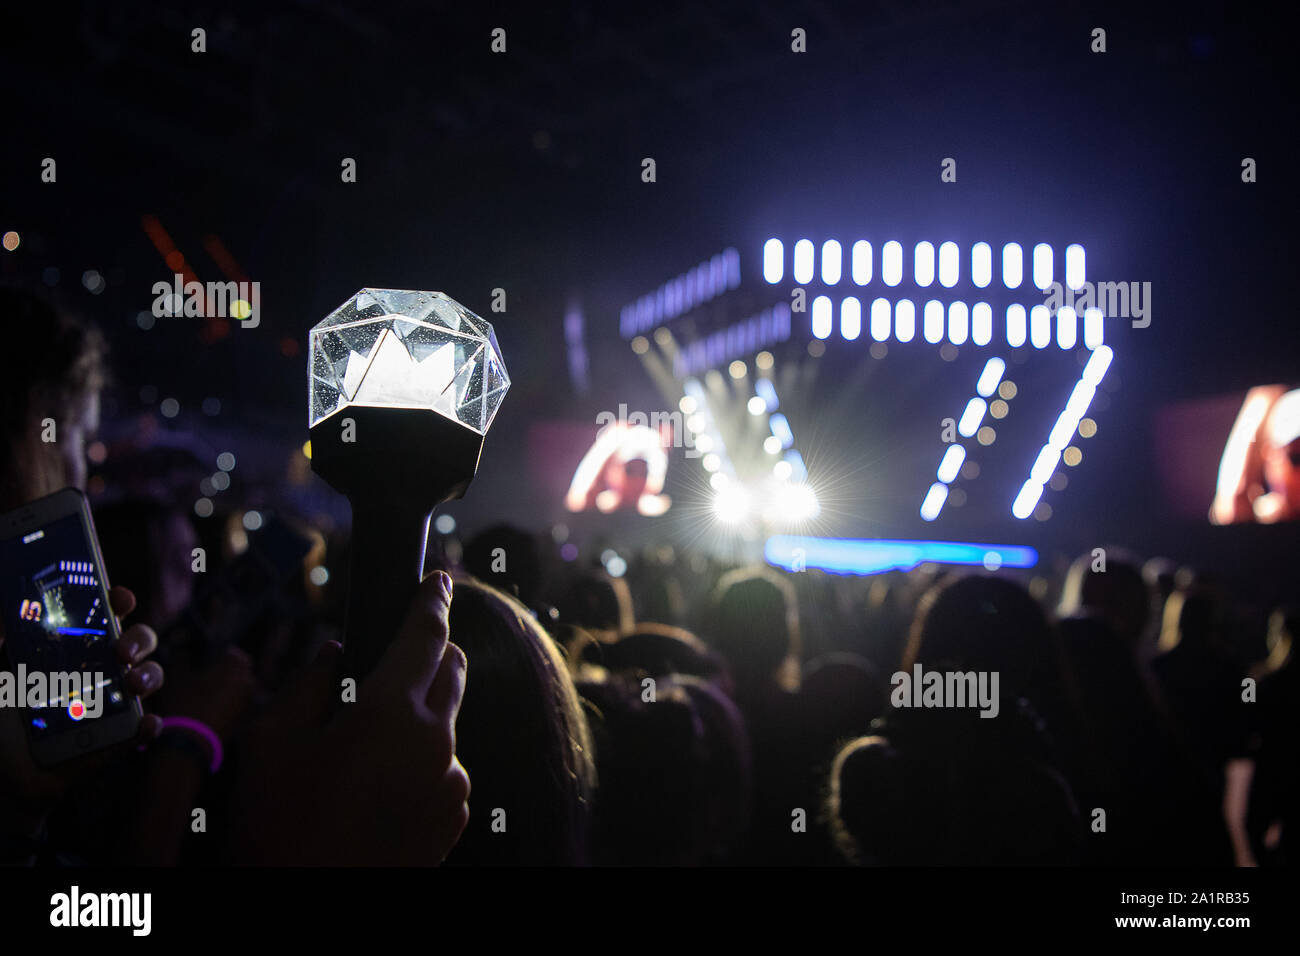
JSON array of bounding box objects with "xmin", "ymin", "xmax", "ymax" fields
[{"xmin": 159, "ymin": 716, "xmax": 223, "ymax": 773}]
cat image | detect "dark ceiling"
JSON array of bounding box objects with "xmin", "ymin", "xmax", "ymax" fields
[{"xmin": 1, "ymin": 0, "xmax": 1294, "ymax": 545}]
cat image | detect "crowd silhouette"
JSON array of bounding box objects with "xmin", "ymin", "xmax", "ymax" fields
[{"xmin": 0, "ymin": 288, "xmax": 1293, "ymax": 867}]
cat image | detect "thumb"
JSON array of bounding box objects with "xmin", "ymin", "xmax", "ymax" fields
[
  {"xmin": 367, "ymin": 572, "xmax": 453, "ymax": 705},
  {"xmin": 426, "ymin": 641, "xmax": 468, "ymax": 726}
]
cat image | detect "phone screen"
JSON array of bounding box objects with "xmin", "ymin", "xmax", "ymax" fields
[{"xmin": 0, "ymin": 510, "xmax": 132, "ymax": 738}]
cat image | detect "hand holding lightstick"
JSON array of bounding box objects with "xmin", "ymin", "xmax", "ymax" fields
[{"xmin": 307, "ymin": 289, "xmax": 510, "ymax": 680}]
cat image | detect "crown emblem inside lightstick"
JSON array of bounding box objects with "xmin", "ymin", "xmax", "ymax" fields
[{"xmin": 310, "ymin": 288, "xmax": 509, "ymax": 432}]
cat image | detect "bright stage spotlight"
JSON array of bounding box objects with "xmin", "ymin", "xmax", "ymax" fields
[
  {"xmin": 1084, "ymin": 307, "xmax": 1104, "ymax": 349},
  {"xmin": 1003, "ymin": 243, "xmax": 1023, "ymax": 288},
  {"xmin": 1011, "ymin": 344, "xmax": 1112, "ymax": 519},
  {"xmin": 841, "ymin": 296, "xmax": 862, "ymax": 340},
  {"xmin": 937, "ymin": 444, "xmax": 966, "ymax": 483},
  {"xmin": 1033, "ymin": 243, "xmax": 1053, "ymax": 290},
  {"xmin": 1012, "ymin": 479, "xmax": 1044, "ymax": 520},
  {"xmin": 1065, "ymin": 243, "xmax": 1086, "ymax": 290},
  {"xmin": 938, "ymin": 241, "xmax": 959, "ymax": 288},
  {"xmin": 713, "ymin": 485, "xmax": 751, "ymax": 524},
  {"xmin": 852, "ymin": 240, "xmax": 872, "ymax": 285},
  {"xmin": 947, "ymin": 301, "xmax": 969, "ymax": 345},
  {"xmin": 924, "ymin": 300, "xmax": 944, "ymax": 344},
  {"xmin": 914, "ymin": 241, "xmax": 935, "ymax": 287},
  {"xmin": 1030, "ymin": 304, "xmax": 1051, "ymax": 349},
  {"xmin": 794, "ymin": 239, "xmax": 814, "ymax": 284},
  {"xmin": 1082, "ymin": 344, "xmax": 1114, "ymax": 385},
  {"xmin": 1006, "ymin": 304, "xmax": 1027, "ymax": 347},
  {"xmin": 871, "ymin": 297, "xmax": 891, "ymax": 341},
  {"xmin": 1057, "ymin": 306, "xmax": 1078, "ymax": 350},
  {"xmin": 822, "ymin": 240, "xmax": 842, "ymax": 284},
  {"xmin": 958, "ymin": 398, "xmax": 987, "ymax": 437},
  {"xmin": 812, "ymin": 295, "xmax": 833, "ymax": 339},
  {"xmin": 920, "ymin": 481, "xmax": 949, "ymax": 521},
  {"xmin": 972, "ymin": 302, "xmax": 992, "ymax": 346},
  {"xmin": 763, "ymin": 238, "xmax": 784, "ymax": 283},
  {"xmin": 894, "ymin": 299, "xmax": 916, "ymax": 343},
  {"xmin": 972, "ymin": 242, "xmax": 992, "ymax": 288},
  {"xmin": 882, "ymin": 241, "xmax": 903, "ymax": 286},
  {"xmin": 976, "ymin": 357, "xmax": 1006, "ymax": 397},
  {"xmin": 768, "ymin": 481, "xmax": 820, "ymax": 522}
]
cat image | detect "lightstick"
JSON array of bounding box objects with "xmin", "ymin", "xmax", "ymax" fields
[{"xmin": 308, "ymin": 289, "xmax": 509, "ymax": 678}]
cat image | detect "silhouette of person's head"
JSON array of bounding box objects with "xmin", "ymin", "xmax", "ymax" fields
[
  {"xmin": 557, "ymin": 569, "xmax": 634, "ymax": 636},
  {"xmin": 1157, "ymin": 584, "xmax": 1225, "ymax": 653},
  {"xmin": 0, "ymin": 288, "xmax": 106, "ymax": 510},
  {"xmin": 442, "ymin": 576, "xmax": 595, "ymax": 866},
  {"xmin": 582, "ymin": 622, "xmax": 726, "ymax": 684},
  {"xmin": 463, "ymin": 524, "xmax": 543, "ymax": 610},
  {"xmin": 903, "ymin": 573, "xmax": 1053, "ymax": 706},
  {"xmin": 1058, "ymin": 549, "xmax": 1151, "ymax": 650},
  {"xmin": 580, "ymin": 672, "xmax": 749, "ymax": 865},
  {"xmin": 706, "ymin": 566, "xmax": 800, "ymax": 696}
]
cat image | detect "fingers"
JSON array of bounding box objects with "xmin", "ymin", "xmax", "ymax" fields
[
  {"xmin": 118, "ymin": 624, "xmax": 161, "ymax": 698},
  {"xmin": 368, "ymin": 572, "xmax": 453, "ymax": 705},
  {"xmin": 432, "ymin": 758, "xmax": 471, "ymax": 864},
  {"xmin": 136, "ymin": 713, "xmax": 164, "ymax": 742},
  {"xmin": 426, "ymin": 642, "xmax": 467, "ymax": 726},
  {"xmin": 125, "ymin": 661, "xmax": 163, "ymax": 697},
  {"xmin": 108, "ymin": 586, "xmax": 136, "ymax": 619},
  {"xmin": 117, "ymin": 623, "xmax": 157, "ymax": 666}
]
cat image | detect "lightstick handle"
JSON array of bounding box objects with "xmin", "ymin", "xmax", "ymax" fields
[{"xmin": 342, "ymin": 501, "xmax": 432, "ymax": 683}]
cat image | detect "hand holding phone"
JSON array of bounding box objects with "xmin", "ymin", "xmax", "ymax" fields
[{"xmin": 0, "ymin": 489, "xmax": 166, "ymax": 826}]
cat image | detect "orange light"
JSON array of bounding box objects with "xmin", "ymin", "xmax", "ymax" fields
[{"xmin": 202, "ymin": 234, "xmax": 250, "ymax": 283}]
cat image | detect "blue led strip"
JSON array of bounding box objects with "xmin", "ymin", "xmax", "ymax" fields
[{"xmin": 765, "ymin": 535, "xmax": 1038, "ymax": 576}]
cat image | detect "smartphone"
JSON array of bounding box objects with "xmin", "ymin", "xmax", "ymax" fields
[{"xmin": 0, "ymin": 487, "xmax": 142, "ymax": 766}]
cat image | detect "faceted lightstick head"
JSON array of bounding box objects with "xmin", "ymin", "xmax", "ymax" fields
[{"xmin": 309, "ymin": 289, "xmax": 510, "ymax": 434}]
